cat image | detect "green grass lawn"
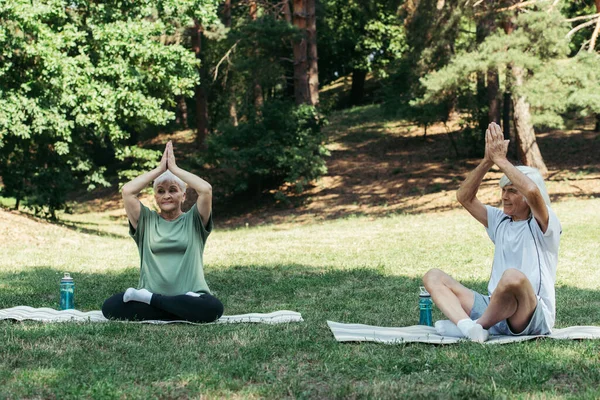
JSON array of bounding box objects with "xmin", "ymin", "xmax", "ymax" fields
[{"xmin": 1, "ymin": 197, "xmax": 599, "ymax": 399}]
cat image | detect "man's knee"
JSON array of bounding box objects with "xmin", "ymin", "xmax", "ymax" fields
[
  {"xmin": 498, "ymin": 269, "xmax": 529, "ymax": 291},
  {"xmin": 423, "ymin": 268, "xmax": 446, "ymax": 289}
]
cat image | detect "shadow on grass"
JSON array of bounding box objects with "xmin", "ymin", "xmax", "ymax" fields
[
  {"xmin": 1, "ymin": 265, "xmax": 599, "ymax": 327},
  {"xmin": 53, "ymin": 219, "xmax": 129, "ymax": 239},
  {"xmin": 214, "ymin": 108, "xmax": 600, "ymax": 228},
  {"xmin": 1, "ymin": 266, "xmax": 600, "ymax": 398}
]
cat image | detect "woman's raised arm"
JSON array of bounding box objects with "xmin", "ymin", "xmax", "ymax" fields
[
  {"xmin": 122, "ymin": 146, "xmax": 167, "ymax": 229},
  {"xmin": 166, "ymin": 141, "xmax": 212, "ymax": 227}
]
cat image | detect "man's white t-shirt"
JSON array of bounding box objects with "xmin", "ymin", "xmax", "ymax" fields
[{"xmin": 485, "ymin": 205, "xmax": 561, "ymax": 329}]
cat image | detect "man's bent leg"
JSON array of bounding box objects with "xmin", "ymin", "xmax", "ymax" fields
[
  {"xmin": 476, "ymin": 268, "xmax": 537, "ymax": 333},
  {"xmin": 423, "ymin": 268, "xmax": 475, "ymax": 324}
]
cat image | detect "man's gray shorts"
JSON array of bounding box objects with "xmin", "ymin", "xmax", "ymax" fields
[{"xmin": 469, "ymin": 290, "xmax": 551, "ymax": 336}]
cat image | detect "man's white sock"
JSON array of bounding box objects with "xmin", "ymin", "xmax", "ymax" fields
[
  {"xmin": 122, "ymin": 288, "xmax": 153, "ymax": 305},
  {"xmin": 434, "ymin": 320, "xmax": 463, "ymax": 337},
  {"xmin": 457, "ymin": 318, "xmax": 489, "ymax": 343},
  {"xmin": 468, "ymin": 321, "xmax": 490, "ymax": 343}
]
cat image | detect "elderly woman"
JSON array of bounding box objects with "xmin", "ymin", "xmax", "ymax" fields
[
  {"xmin": 102, "ymin": 141, "xmax": 223, "ymax": 322},
  {"xmin": 423, "ymin": 122, "xmax": 561, "ymax": 342}
]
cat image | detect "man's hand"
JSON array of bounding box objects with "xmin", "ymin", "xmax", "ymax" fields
[{"xmin": 485, "ymin": 122, "xmax": 509, "ymax": 165}]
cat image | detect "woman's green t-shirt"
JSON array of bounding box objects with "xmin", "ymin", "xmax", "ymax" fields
[{"xmin": 129, "ymin": 203, "xmax": 213, "ymax": 295}]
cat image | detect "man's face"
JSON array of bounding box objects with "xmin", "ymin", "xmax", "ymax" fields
[
  {"xmin": 501, "ymin": 184, "xmax": 530, "ymax": 219},
  {"xmin": 154, "ymin": 182, "xmax": 185, "ymax": 213}
]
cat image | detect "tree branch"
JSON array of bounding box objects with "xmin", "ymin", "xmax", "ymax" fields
[
  {"xmin": 473, "ymin": 0, "xmax": 540, "ymax": 16},
  {"xmin": 495, "ymin": 1, "xmax": 540, "ymax": 13},
  {"xmin": 566, "ymin": 17, "xmax": 599, "ymax": 38},
  {"xmin": 589, "ymin": 14, "xmax": 600, "ymax": 52},
  {"xmin": 565, "ymin": 13, "xmax": 600, "ymax": 23},
  {"xmin": 212, "ymin": 40, "xmax": 240, "ymax": 82},
  {"xmin": 548, "ymin": 0, "xmax": 561, "ymax": 13}
]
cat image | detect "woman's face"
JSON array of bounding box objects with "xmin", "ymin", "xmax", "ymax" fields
[{"xmin": 154, "ymin": 181, "xmax": 185, "ymax": 213}]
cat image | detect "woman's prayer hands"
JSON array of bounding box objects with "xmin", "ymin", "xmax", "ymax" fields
[
  {"xmin": 166, "ymin": 141, "xmax": 178, "ymax": 171},
  {"xmin": 159, "ymin": 144, "xmax": 168, "ymax": 173},
  {"xmin": 484, "ymin": 122, "xmax": 509, "ymax": 165},
  {"xmin": 159, "ymin": 141, "xmax": 178, "ymax": 172}
]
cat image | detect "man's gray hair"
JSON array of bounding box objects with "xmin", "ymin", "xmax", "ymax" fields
[
  {"xmin": 153, "ymin": 170, "xmax": 186, "ymax": 192},
  {"xmin": 499, "ymin": 166, "xmax": 551, "ymax": 206}
]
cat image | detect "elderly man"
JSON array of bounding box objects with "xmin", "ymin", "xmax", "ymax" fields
[{"xmin": 423, "ymin": 122, "xmax": 561, "ymax": 342}]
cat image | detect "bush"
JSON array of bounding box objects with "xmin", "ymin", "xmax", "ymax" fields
[{"xmin": 203, "ymin": 100, "xmax": 329, "ymax": 197}]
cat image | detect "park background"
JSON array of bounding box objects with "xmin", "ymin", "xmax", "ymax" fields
[{"xmin": 1, "ymin": 0, "xmax": 599, "ymax": 398}]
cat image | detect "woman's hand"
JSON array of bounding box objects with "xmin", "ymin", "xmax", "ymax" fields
[
  {"xmin": 485, "ymin": 122, "xmax": 509, "ymax": 165},
  {"xmin": 166, "ymin": 140, "xmax": 178, "ymax": 171},
  {"xmin": 158, "ymin": 144, "xmax": 168, "ymax": 172}
]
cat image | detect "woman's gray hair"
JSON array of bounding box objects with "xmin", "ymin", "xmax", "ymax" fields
[
  {"xmin": 499, "ymin": 166, "xmax": 551, "ymax": 206},
  {"xmin": 153, "ymin": 171, "xmax": 186, "ymax": 192}
]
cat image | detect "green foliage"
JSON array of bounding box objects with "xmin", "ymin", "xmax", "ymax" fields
[
  {"xmin": 415, "ymin": 7, "xmax": 599, "ymax": 131},
  {"xmin": 204, "ymin": 14, "xmax": 299, "ymax": 124},
  {"xmin": 525, "ymin": 52, "xmax": 600, "ymax": 127},
  {"xmin": 202, "ymin": 100, "xmax": 329, "ymax": 196},
  {"xmin": 0, "ymin": 0, "xmax": 219, "ymax": 216},
  {"xmin": 380, "ymin": 2, "xmax": 467, "ymax": 142},
  {"xmin": 318, "ymin": 0, "xmax": 406, "ymax": 85}
]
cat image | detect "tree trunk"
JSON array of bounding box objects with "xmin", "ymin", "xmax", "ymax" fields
[
  {"xmin": 283, "ymin": 0, "xmax": 292, "ymax": 23},
  {"xmin": 191, "ymin": 20, "xmax": 209, "ymax": 149},
  {"xmin": 306, "ymin": 0, "xmax": 319, "ymax": 106},
  {"xmin": 487, "ymin": 68, "xmax": 500, "ymax": 124},
  {"xmin": 595, "ymin": 115, "xmax": 600, "ymax": 132},
  {"xmin": 502, "ymin": 91, "xmax": 511, "ymax": 138},
  {"xmin": 476, "ymin": 71, "xmax": 487, "ymax": 134},
  {"xmin": 350, "ymin": 69, "xmax": 367, "ymax": 106},
  {"xmin": 502, "ymin": 17, "xmax": 518, "ymax": 159},
  {"xmin": 250, "ymin": 1, "xmax": 265, "ymax": 111},
  {"xmin": 511, "ymin": 65, "xmax": 548, "ymax": 176},
  {"xmin": 223, "ymin": 0, "xmax": 238, "ymax": 126},
  {"xmin": 175, "ymin": 96, "xmax": 189, "ymax": 129},
  {"xmin": 476, "ymin": 10, "xmax": 494, "ymax": 133},
  {"xmin": 293, "ymin": 0, "xmax": 310, "ymax": 105},
  {"xmin": 223, "ymin": 0, "xmax": 232, "ymax": 28}
]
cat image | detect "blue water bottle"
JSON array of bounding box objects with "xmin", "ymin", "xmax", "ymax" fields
[
  {"xmin": 60, "ymin": 273, "xmax": 75, "ymax": 310},
  {"xmin": 418, "ymin": 286, "xmax": 433, "ymax": 326}
]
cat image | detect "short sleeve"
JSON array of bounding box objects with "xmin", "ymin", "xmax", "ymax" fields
[
  {"xmin": 485, "ymin": 205, "xmax": 508, "ymax": 244},
  {"xmin": 191, "ymin": 203, "xmax": 213, "ymax": 242},
  {"xmin": 129, "ymin": 202, "xmax": 149, "ymax": 245},
  {"xmin": 531, "ymin": 206, "xmax": 562, "ymax": 252}
]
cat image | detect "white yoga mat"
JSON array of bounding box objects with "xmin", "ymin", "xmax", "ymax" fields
[
  {"xmin": 327, "ymin": 321, "xmax": 600, "ymax": 345},
  {"xmin": 0, "ymin": 306, "xmax": 303, "ymax": 325}
]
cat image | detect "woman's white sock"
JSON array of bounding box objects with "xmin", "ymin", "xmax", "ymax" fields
[{"xmin": 122, "ymin": 288, "xmax": 153, "ymax": 305}]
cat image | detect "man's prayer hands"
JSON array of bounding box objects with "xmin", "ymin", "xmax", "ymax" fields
[{"xmin": 485, "ymin": 122, "xmax": 509, "ymax": 165}]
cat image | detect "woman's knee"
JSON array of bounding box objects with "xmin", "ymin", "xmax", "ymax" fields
[
  {"xmin": 206, "ymin": 295, "xmax": 224, "ymax": 321},
  {"xmin": 101, "ymin": 293, "xmax": 124, "ymax": 319},
  {"xmin": 195, "ymin": 295, "xmax": 224, "ymax": 323}
]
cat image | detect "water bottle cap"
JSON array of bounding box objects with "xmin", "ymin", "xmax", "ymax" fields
[
  {"xmin": 419, "ymin": 286, "xmax": 431, "ymax": 298},
  {"xmin": 61, "ymin": 273, "xmax": 73, "ymax": 282}
]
